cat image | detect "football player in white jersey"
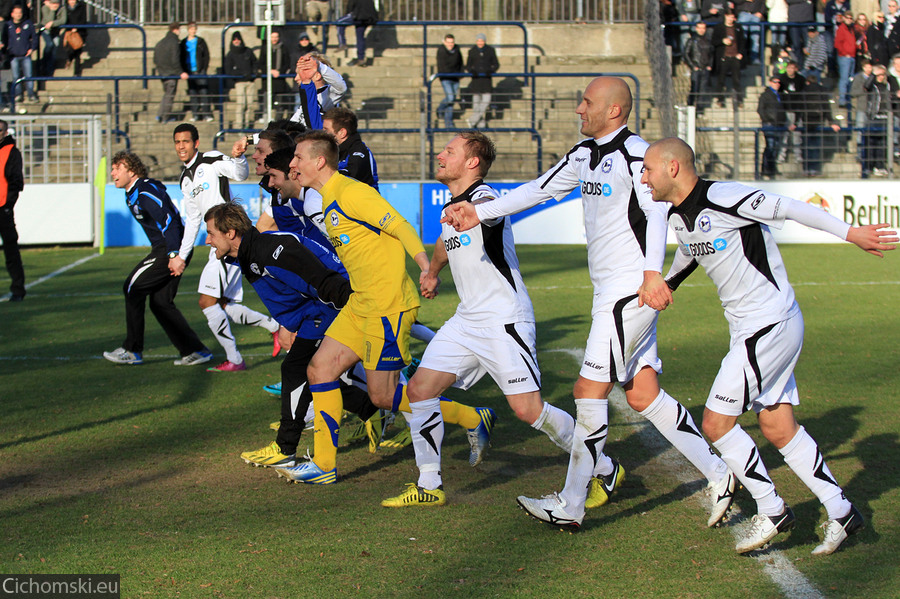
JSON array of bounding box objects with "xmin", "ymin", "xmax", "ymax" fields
[
  {"xmin": 640, "ymin": 137, "xmax": 896, "ymax": 554},
  {"xmin": 381, "ymin": 131, "xmax": 577, "ymax": 509},
  {"xmin": 443, "ymin": 77, "xmax": 734, "ymax": 529},
  {"xmin": 168, "ymin": 123, "xmax": 280, "ymax": 371}
]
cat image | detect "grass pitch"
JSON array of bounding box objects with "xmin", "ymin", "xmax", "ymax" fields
[{"xmin": 1, "ymin": 244, "xmax": 898, "ymax": 598}]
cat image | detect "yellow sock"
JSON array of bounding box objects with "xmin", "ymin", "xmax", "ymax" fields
[
  {"xmin": 396, "ymin": 385, "xmax": 481, "ymax": 429},
  {"xmin": 310, "ymin": 382, "xmax": 343, "ymax": 471}
]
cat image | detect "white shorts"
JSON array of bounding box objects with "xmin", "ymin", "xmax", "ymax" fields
[
  {"xmin": 580, "ymin": 293, "xmax": 661, "ymax": 384},
  {"xmin": 197, "ymin": 247, "xmax": 244, "ymax": 302},
  {"xmin": 420, "ymin": 316, "xmax": 541, "ymax": 396},
  {"xmin": 706, "ymin": 312, "xmax": 804, "ymax": 417}
]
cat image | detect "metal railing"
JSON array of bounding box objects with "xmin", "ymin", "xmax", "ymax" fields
[{"xmin": 85, "ymin": 0, "xmax": 643, "ymax": 25}]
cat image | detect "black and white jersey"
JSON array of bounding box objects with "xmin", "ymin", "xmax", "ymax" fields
[
  {"xmin": 474, "ymin": 126, "xmax": 667, "ymax": 300},
  {"xmin": 664, "ymin": 179, "xmax": 802, "ymax": 331},
  {"xmin": 177, "ymin": 150, "xmax": 249, "ymax": 257},
  {"xmin": 441, "ymin": 180, "xmax": 535, "ymax": 325}
]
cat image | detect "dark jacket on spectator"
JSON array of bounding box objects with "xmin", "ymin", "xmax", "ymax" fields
[
  {"xmin": 734, "ymin": 1, "xmax": 765, "ymax": 16},
  {"xmin": 864, "ymin": 73, "xmax": 899, "ymax": 119},
  {"xmin": 711, "ymin": 20, "xmax": 746, "ymax": 61},
  {"xmin": 758, "ymin": 85, "xmax": 787, "ymax": 126},
  {"xmin": 867, "ymin": 23, "xmax": 890, "ymax": 65},
  {"xmin": 888, "ymin": 22, "xmax": 900, "ymax": 57},
  {"xmin": 436, "ymin": 43, "xmax": 464, "ymax": 81},
  {"xmin": 65, "ymin": 0, "xmax": 88, "ymax": 38},
  {"xmin": 153, "ymin": 30, "xmax": 183, "ymax": 77},
  {"xmin": 701, "ymin": 1, "xmax": 726, "ymax": 20},
  {"xmin": 3, "ymin": 17, "xmax": 38, "ymax": 57},
  {"xmin": 798, "ymin": 79, "xmax": 837, "ymax": 125},
  {"xmin": 786, "ymin": 0, "xmax": 815, "ymax": 23},
  {"xmin": 777, "ymin": 71, "xmax": 807, "ymax": 110},
  {"xmin": 347, "ymin": 0, "xmax": 378, "ymax": 26},
  {"xmin": 224, "ymin": 32, "xmax": 258, "ymax": 82},
  {"xmin": 180, "ymin": 35, "xmax": 210, "ymax": 74},
  {"xmin": 466, "ymin": 43, "xmax": 499, "ymax": 94},
  {"xmin": 683, "ymin": 30, "xmax": 714, "ymax": 70}
]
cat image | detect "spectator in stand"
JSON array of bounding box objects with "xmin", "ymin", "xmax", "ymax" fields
[
  {"xmin": 861, "ymin": 63, "xmax": 897, "ymax": 176},
  {"xmin": 836, "ymin": 11, "xmax": 859, "ymax": 106},
  {"xmin": 772, "ymin": 44, "xmax": 799, "ymax": 75},
  {"xmin": 2, "ymin": 5, "xmax": 39, "ymax": 104},
  {"xmin": 63, "ymin": 0, "xmax": 87, "ymax": 76},
  {"xmin": 684, "ymin": 21, "xmax": 715, "ymax": 112},
  {"xmin": 154, "ymin": 22, "xmax": 182, "ymax": 123},
  {"xmin": 344, "ymin": 0, "xmax": 378, "ymax": 67},
  {"xmin": 855, "ymin": 13, "xmax": 871, "ymax": 69},
  {"xmin": 850, "ymin": 58, "xmax": 874, "ymax": 145},
  {"xmin": 824, "ymin": 0, "xmax": 851, "ymax": 71},
  {"xmin": 786, "ymin": 0, "xmax": 816, "ymax": 55},
  {"xmin": 224, "ymin": 31, "xmax": 257, "ymax": 129},
  {"xmin": 701, "ymin": 0, "xmax": 727, "ymax": 21},
  {"xmin": 290, "ymin": 53, "xmax": 347, "ymax": 127},
  {"xmin": 38, "ymin": 0, "xmax": 65, "ymax": 78},
  {"xmin": 777, "ymin": 61, "xmax": 806, "ymax": 161},
  {"xmin": 798, "ymin": 76, "xmax": 842, "ymax": 176},
  {"xmin": 466, "ymin": 33, "xmax": 499, "ymax": 128},
  {"xmin": 802, "ymin": 26, "xmax": 828, "ymax": 81},
  {"xmin": 735, "ymin": 0, "xmax": 765, "ymax": 64},
  {"xmin": 259, "ymin": 29, "xmax": 292, "ymax": 121},
  {"xmin": 292, "ymin": 31, "xmax": 318, "ymax": 63},
  {"xmin": 677, "ymin": 0, "xmax": 702, "ymax": 58},
  {"xmin": 180, "ymin": 22, "xmax": 212, "ymax": 122},
  {"xmin": 768, "ymin": 0, "xmax": 790, "ymax": 48},
  {"xmin": 891, "ymin": 52, "xmax": 900, "ymax": 77},
  {"xmin": 868, "ymin": 12, "xmax": 891, "ymax": 64},
  {"xmin": 887, "ymin": 54, "xmax": 900, "ymax": 153},
  {"xmin": 436, "ymin": 33, "xmax": 463, "ymax": 128},
  {"xmin": 887, "ymin": 0, "xmax": 900, "ymax": 55},
  {"xmin": 712, "ymin": 11, "xmax": 746, "ymax": 107},
  {"xmin": 758, "ymin": 76, "xmax": 788, "ymax": 177},
  {"xmin": 661, "ymin": 0, "xmax": 682, "ymax": 71},
  {"xmin": 304, "ymin": 0, "xmax": 331, "ymax": 51}
]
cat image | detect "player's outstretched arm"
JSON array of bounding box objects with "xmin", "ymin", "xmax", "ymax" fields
[
  {"xmin": 420, "ymin": 237, "xmax": 448, "ymax": 299},
  {"xmin": 846, "ymin": 223, "xmax": 899, "ymax": 258},
  {"xmin": 441, "ymin": 201, "xmax": 481, "ymax": 231}
]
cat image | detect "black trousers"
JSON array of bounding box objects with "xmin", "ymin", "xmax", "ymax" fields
[
  {"xmin": 277, "ymin": 336, "xmax": 378, "ymax": 455},
  {"xmin": 122, "ymin": 247, "xmax": 206, "ymax": 355},
  {"xmin": 0, "ymin": 206, "xmax": 24, "ymax": 297}
]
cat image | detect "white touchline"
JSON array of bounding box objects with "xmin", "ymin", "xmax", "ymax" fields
[
  {"xmin": 545, "ymin": 348, "xmax": 824, "ymax": 599},
  {"xmin": 0, "ymin": 252, "xmax": 101, "ymax": 302}
]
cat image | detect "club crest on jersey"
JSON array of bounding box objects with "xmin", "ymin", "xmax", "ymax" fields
[
  {"xmin": 250, "ymin": 263, "xmax": 260, "ymax": 274},
  {"xmin": 601, "ymin": 157, "xmax": 613, "ymax": 173},
  {"xmin": 273, "ymin": 245, "xmax": 284, "ymax": 259},
  {"xmin": 330, "ymin": 212, "xmax": 339, "ymax": 227},
  {"xmin": 713, "ymin": 238, "xmax": 728, "ymax": 251},
  {"xmin": 751, "ymin": 193, "xmax": 765, "ymax": 210},
  {"xmin": 699, "ymin": 215, "xmax": 712, "ymax": 232}
]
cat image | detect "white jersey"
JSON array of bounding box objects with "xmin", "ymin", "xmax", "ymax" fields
[
  {"xmin": 177, "ymin": 150, "xmax": 249, "ymax": 258},
  {"xmin": 664, "ymin": 180, "xmax": 802, "ymax": 332},
  {"xmin": 440, "ymin": 181, "xmax": 535, "ymax": 325},
  {"xmin": 474, "ymin": 125, "xmax": 668, "ymax": 301}
]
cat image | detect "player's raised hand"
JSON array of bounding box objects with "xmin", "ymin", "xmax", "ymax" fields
[
  {"xmin": 296, "ymin": 56, "xmax": 318, "ymax": 84},
  {"xmin": 846, "ymin": 223, "xmax": 899, "ymax": 258},
  {"xmin": 441, "ymin": 201, "xmax": 481, "ymax": 231}
]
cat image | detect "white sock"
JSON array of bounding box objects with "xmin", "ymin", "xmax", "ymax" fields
[
  {"xmin": 530, "ymin": 401, "xmax": 575, "ymax": 452},
  {"xmin": 713, "ymin": 424, "xmax": 785, "ymax": 517},
  {"xmin": 640, "ymin": 389, "xmax": 728, "ymax": 483},
  {"xmin": 223, "ymin": 302, "xmax": 279, "ymax": 333},
  {"xmin": 779, "ymin": 426, "xmax": 851, "ymax": 520},
  {"xmin": 409, "ymin": 397, "xmax": 443, "ymax": 490},
  {"xmin": 203, "ymin": 304, "xmax": 242, "ymax": 364},
  {"xmin": 410, "ymin": 322, "xmax": 436, "ymax": 343},
  {"xmin": 559, "ymin": 398, "xmax": 609, "ymax": 518}
]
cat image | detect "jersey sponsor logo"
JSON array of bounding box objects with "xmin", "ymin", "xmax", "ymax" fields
[
  {"xmin": 250, "ymin": 263, "xmax": 261, "ymax": 274},
  {"xmin": 443, "ymin": 235, "xmax": 466, "ymax": 251},
  {"xmin": 699, "ymin": 215, "xmax": 712, "ymax": 232},
  {"xmin": 188, "ymin": 184, "xmax": 205, "ymax": 198},
  {"xmin": 460, "ymin": 233, "xmax": 471, "ymax": 246},
  {"xmin": 339, "ymin": 234, "xmax": 350, "ymax": 244},
  {"xmin": 330, "ymin": 212, "xmax": 339, "ymax": 227},
  {"xmin": 714, "ymin": 393, "xmax": 738, "ymax": 404},
  {"xmin": 602, "ymin": 183, "xmax": 612, "ymax": 197},
  {"xmin": 580, "ymin": 181, "xmax": 608, "ymax": 196},
  {"xmin": 750, "ymin": 193, "xmax": 765, "ymax": 210},
  {"xmin": 713, "ymin": 238, "xmax": 727, "ymax": 251},
  {"xmin": 329, "ymin": 235, "xmax": 343, "ymax": 248},
  {"xmin": 273, "ymin": 245, "xmax": 284, "ymax": 260},
  {"xmin": 601, "ymin": 157, "xmax": 613, "ymax": 173},
  {"xmin": 379, "ymin": 212, "xmax": 393, "ymax": 227},
  {"xmin": 683, "ymin": 241, "xmax": 717, "ymax": 257},
  {"xmin": 508, "ymin": 376, "xmax": 529, "ymax": 384}
]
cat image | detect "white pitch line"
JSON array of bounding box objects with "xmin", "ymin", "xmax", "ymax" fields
[
  {"xmin": 545, "ymin": 348, "xmax": 824, "ymax": 599},
  {"xmin": 528, "ymin": 281, "xmax": 900, "ymax": 291},
  {"xmin": 0, "ymin": 351, "xmax": 278, "ymax": 362},
  {"xmin": 0, "ymin": 252, "xmax": 100, "ymax": 302}
]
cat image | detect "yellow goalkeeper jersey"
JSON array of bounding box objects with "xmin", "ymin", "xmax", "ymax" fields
[{"xmin": 320, "ymin": 173, "xmax": 425, "ymax": 317}]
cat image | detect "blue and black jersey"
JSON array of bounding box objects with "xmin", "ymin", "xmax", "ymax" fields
[{"xmin": 126, "ymin": 177, "xmax": 185, "ymax": 252}]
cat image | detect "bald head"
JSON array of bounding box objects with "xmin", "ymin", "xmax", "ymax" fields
[
  {"xmin": 641, "ymin": 137, "xmax": 698, "ymax": 206},
  {"xmin": 577, "ymin": 77, "xmax": 633, "ymax": 138}
]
